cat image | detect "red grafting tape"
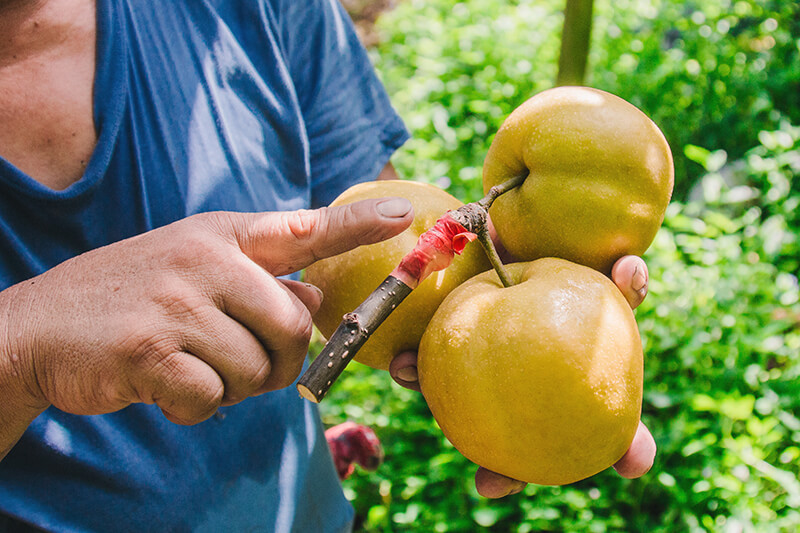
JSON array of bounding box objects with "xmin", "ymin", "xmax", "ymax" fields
[{"xmin": 390, "ymin": 213, "xmax": 477, "ymax": 288}]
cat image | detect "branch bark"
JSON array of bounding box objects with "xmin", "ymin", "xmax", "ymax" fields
[
  {"xmin": 297, "ymin": 176, "xmax": 525, "ymax": 402},
  {"xmin": 297, "ymin": 276, "xmax": 412, "ymax": 402}
]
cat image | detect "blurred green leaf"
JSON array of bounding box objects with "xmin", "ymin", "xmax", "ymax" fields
[{"xmin": 328, "ymin": 1, "xmax": 800, "ymax": 530}]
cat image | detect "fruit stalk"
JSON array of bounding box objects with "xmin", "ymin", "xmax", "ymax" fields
[
  {"xmin": 457, "ymin": 173, "xmax": 527, "ymax": 288},
  {"xmin": 297, "ymin": 176, "xmax": 525, "ymax": 402}
]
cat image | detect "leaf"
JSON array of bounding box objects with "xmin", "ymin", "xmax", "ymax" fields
[
  {"xmin": 684, "ymin": 144, "xmax": 711, "ymax": 167},
  {"xmin": 719, "ymin": 396, "xmax": 755, "ymax": 420},
  {"xmin": 472, "ymin": 507, "xmax": 501, "ymax": 527}
]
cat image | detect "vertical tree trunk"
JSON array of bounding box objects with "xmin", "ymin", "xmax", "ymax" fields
[{"xmin": 556, "ymin": 0, "xmax": 594, "ymax": 86}]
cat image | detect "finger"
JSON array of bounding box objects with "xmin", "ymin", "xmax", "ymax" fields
[
  {"xmin": 613, "ymin": 421, "xmax": 657, "ymax": 478},
  {"xmin": 236, "ymin": 275, "xmax": 313, "ymax": 392},
  {"xmin": 175, "ymin": 305, "xmax": 272, "ymax": 406},
  {"xmin": 389, "ymin": 351, "xmax": 420, "ymax": 391},
  {"xmin": 475, "ymin": 467, "xmax": 526, "ymax": 498},
  {"xmin": 280, "ymin": 279, "xmax": 324, "ymax": 316},
  {"xmin": 132, "ymin": 351, "xmax": 225, "ymax": 425},
  {"xmin": 231, "ymin": 197, "xmax": 414, "ymax": 275},
  {"xmin": 207, "ymin": 254, "xmax": 315, "ymax": 393},
  {"xmin": 610, "ymin": 255, "xmax": 649, "ymax": 309}
]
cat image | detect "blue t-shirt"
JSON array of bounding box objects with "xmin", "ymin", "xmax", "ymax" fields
[{"xmin": 0, "ymin": 0, "xmax": 408, "ymax": 531}]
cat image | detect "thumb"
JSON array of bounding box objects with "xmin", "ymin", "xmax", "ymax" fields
[{"xmin": 232, "ymin": 197, "xmax": 413, "ymax": 276}]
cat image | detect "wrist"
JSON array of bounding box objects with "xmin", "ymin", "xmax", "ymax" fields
[
  {"xmin": 0, "ymin": 281, "xmax": 50, "ymax": 411},
  {"xmin": 0, "ymin": 282, "xmax": 50, "ymax": 460}
]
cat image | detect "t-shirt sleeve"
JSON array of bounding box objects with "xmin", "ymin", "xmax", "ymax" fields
[{"xmin": 273, "ymin": 0, "xmax": 409, "ymax": 207}]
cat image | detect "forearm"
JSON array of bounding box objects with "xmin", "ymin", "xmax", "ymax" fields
[{"xmin": 0, "ymin": 282, "xmax": 49, "ymax": 461}]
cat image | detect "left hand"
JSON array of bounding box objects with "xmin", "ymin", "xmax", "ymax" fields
[{"xmin": 388, "ymin": 254, "xmax": 657, "ymax": 498}]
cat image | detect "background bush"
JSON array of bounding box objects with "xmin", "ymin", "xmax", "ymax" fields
[{"xmin": 319, "ymin": 1, "xmax": 800, "ymax": 531}]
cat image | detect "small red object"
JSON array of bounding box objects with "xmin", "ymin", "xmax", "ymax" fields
[
  {"xmin": 325, "ymin": 421, "xmax": 384, "ymax": 480},
  {"xmin": 391, "ymin": 213, "xmax": 477, "ymax": 288}
]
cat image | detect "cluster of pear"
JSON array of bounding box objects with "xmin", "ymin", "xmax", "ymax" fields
[{"xmin": 305, "ymin": 87, "xmax": 673, "ymax": 486}]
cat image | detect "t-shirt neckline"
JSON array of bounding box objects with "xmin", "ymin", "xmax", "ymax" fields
[{"xmin": 0, "ymin": 0, "xmax": 128, "ymax": 202}]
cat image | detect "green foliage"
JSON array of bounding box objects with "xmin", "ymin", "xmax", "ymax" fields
[
  {"xmin": 633, "ymin": 201, "xmax": 800, "ymax": 530},
  {"xmin": 317, "ymin": 1, "xmax": 800, "ymax": 531},
  {"xmin": 685, "ymin": 121, "xmax": 800, "ymax": 273},
  {"xmin": 369, "ymin": 0, "xmax": 799, "ymax": 201},
  {"xmin": 370, "ymin": 0, "xmax": 563, "ymax": 202},
  {"xmin": 592, "ymin": 0, "xmax": 800, "ymax": 199},
  {"xmin": 319, "ymin": 128, "xmax": 800, "ymax": 531}
]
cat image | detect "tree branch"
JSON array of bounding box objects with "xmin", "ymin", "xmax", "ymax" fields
[
  {"xmin": 297, "ymin": 176, "xmax": 526, "ymax": 402},
  {"xmin": 556, "ymin": 0, "xmax": 594, "ymax": 86}
]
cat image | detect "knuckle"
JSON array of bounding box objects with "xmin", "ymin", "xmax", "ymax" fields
[
  {"xmin": 268, "ymin": 209, "xmax": 328, "ymax": 272},
  {"xmin": 152, "ymin": 283, "xmax": 210, "ymax": 326},
  {"xmin": 244, "ymin": 357, "xmax": 272, "ymax": 393},
  {"xmin": 161, "ymin": 385, "xmax": 224, "ymax": 425},
  {"xmin": 338, "ymin": 202, "xmax": 361, "ymax": 227},
  {"xmin": 125, "ymin": 328, "xmax": 181, "ymax": 377},
  {"xmin": 150, "ymin": 354, "xmax": 224, "ymax": 424},
  {"xmin": 284, "ymin": 209, "xmax": 322, "ymax": 244},
  {"xmin": 336, "ymin": 204, "xmax": 366, "ymax": 240},
  {"xmin": 181, "ymin": 382, "xmax": 225, "ymax": 423}
]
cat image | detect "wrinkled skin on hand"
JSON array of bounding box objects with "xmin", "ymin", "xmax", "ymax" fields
[{"xmin": 0, "ymin": 197, "xmax": 414, "ymax": 460}]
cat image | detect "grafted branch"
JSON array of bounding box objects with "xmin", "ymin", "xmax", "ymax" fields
[
  {"xmin": 297, "ymin": 276, "xmax": 412, "ymax": 403},
  {"xmin": 297, "ymin": 176, "xmax": 525, "ymax": 402}
]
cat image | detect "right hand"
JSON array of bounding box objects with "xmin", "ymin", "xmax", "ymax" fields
[{"xmin": 0, "ymin": 198, "xmax": 413, "ymax": 429}]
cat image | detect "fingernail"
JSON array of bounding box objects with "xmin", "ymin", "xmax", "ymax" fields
[
  {"xmin": 631, "ymin": 265, "xmax": 647, "ymax": 292},
  {"xmin": 305, "ymin": 282, "xmax": 324, "ymax": 302},
  {"xmin": 508, "ymin": 482, "xmax": 526, "ymax": 495},
  {"xmin": 396, "ymin": 366, "xmax": 418, "ymax": 383},
  {"xmin": 376, "ymin": 198, "xmax": 412, "ymax": 218},
  {"xmin": 303, "ymin": 283, "xmax": 324, "ymax": 314}
]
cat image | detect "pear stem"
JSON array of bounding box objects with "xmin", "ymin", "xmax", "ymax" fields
[
  {"xmin": 297, "ymin": 174, "xmax": 526, "ymax": 402},
  {"xmin": 476, "ymin": 226, "xmax": 515, "ymax": 288},
  {"xmin": 481, "ymin": 174, "xmax": 526, "ymax": 287},
  {"xmin": 449, "ymin": 174, "xmax": 527, "ymax": 288},
  {"xmin": 477, "ymin": 173, "xmax": 527, "ymax": 211}
]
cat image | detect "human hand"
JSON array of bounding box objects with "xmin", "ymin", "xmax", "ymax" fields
[
  {"xmin": 0, "ymin": 198, "xmax": 414, "ymax": 429},
  {"xmin": 389, "ymin": 254, "xmax": 657, "ymax": 497}
]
